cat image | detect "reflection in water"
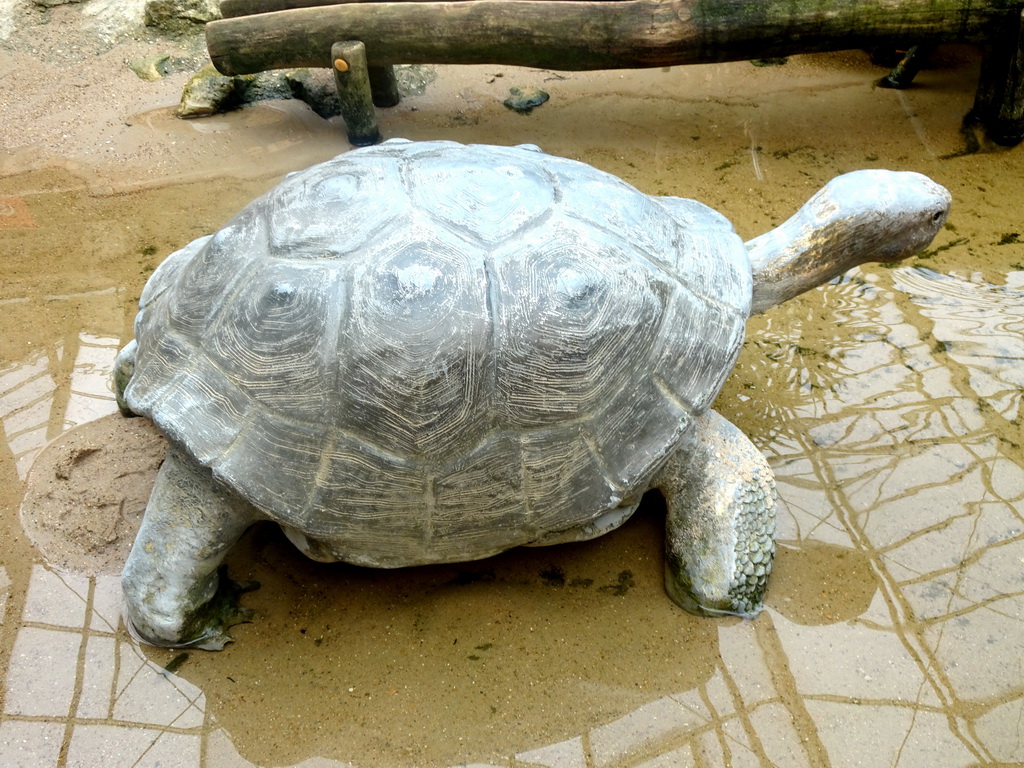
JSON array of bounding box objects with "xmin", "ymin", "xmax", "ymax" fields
[
  {"xmin": 741, "ymin": 268, "xmax": 1024, "ymax": 767},
  {"xmin": 895, "ymin": 266, "xmax": 1024, "ymax": 424},
  {"xmin": 0, "ymin": 288, "xmax": 122, "ymax": 479},
  {"xmin": 0, "ymin": 566, "xmax": 210, "ymax": 767}
]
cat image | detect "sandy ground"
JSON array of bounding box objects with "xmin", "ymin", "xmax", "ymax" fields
[
  {"xmin": 1, "ymin": 0, "xmax": 344, "ymax": 187},
  {"xmin": 4, "ymin": 2, "xmax": 1024, "ymax": 767}
]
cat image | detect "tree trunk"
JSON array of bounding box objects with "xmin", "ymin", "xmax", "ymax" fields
[{"xmin": 206, "ymin": 0, "xmax": 1021, "ymax": 75}]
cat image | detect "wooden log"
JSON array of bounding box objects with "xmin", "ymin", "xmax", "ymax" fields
[
  {"xmin": 219, "ymin": 0, "xmax": 575, "ymax": 19},
  {"xmin": 207, "ymin": 0, "xmax": 1023, "ymax": 76}
]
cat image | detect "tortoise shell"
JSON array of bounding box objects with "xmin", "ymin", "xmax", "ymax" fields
[{"xmin": 124, "ymin": 140, "xmax": 753, "ymax": 566}]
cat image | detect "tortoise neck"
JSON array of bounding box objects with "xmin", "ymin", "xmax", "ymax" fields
[{"xmin": 744, "ymin": 209, "xmax": 870, "ymax": 316}]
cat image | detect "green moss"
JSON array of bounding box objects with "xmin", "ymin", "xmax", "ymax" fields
[
  {"xmin": 163, "ymin": 652, "xmax": 189, "ymax": 674},
  {"xmin": 539, "ymin": 565, "xmax": 566, "ymax": 587},
  {"xmin": 772, "ymin": 146, "xmax": 810, "ymax": 159},
  {"xmin": 917, "ymin": 236, "xmax": 968, "ymax": 259},
  {"xmin": 599, "ymin": 570, "xmax": 635, "ymax": 596}
]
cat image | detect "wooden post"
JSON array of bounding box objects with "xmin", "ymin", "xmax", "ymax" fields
[
  {"xmin": 332, "ymin": 41, "xmax": 381, "ymax": 146},
  {"xmin": 877, "ymin": 43, "xmax": 937, "ymax": 89},
  {"xmin": 968, "ymin": 8, "xmax": 1024, "ymax": 145},
  {"xmin": 369, "ymin": 65, "xmax": 401, "ymax": 107}
]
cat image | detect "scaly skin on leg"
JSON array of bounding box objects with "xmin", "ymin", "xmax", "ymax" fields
[
  {"xmin": 653, "ymin": 409, "xmax": 777, "ymax": 618},
  {"xmin": 122, "ymin": 446, "xmax": 261, "ymax": 649}
]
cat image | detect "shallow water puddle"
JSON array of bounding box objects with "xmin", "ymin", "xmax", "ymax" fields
[{"xmin": 1, "ymin": 53, "xmax": 1023, "ymax": 767}]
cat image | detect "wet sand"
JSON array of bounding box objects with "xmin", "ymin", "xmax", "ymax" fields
[{"xmin": 1, "ymin": 4, "xmax": 1023, "ymax": 767}]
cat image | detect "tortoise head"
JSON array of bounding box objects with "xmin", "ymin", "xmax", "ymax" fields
[
  {"xmin": 746, "ymin": 170, "xmax": 951, "ymax": 315},
  {"xmin": 806, "ymin": 169, "xmax": 951, "ymax": 262}
]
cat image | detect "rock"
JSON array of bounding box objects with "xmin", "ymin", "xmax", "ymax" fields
[
  {"xmin": 31, "ymin": 0, "xmax": 83, "ymax": 7},
  {"xmin": 178, "ymin": 63, "xmax": 238, "ymax": 117},
  {"xmin": 279, "ymin": 69, "xmax": 341, "ymax": 119},
  {"xmin": 395, "ymin": 64, "xmax": 438, "ymax": 97},
  {"xmin": 127, "ymin": 54, "xmax": 172, "ymax": 81},
  {"xmin": 503, "ymin": 86, "xmax": 549, "ymax": 114},
  {"xmin": 237, "ymin": 70, "xmax": 294, "ymax": 102},
  {"xmin": 144, "ymin": 0, "xmax": 221, "ymax": 34},
  {"xmin": 177, "ymin": 65, "xmax": 341, "ymax": 119}
]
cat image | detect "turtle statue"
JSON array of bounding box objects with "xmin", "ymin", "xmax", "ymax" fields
[{"xmin": 115, "ymin": 139, "xmax": 950, "ymax": 649}]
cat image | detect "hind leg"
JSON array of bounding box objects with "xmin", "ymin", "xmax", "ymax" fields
[
  {"xmin": 653, "ymin": 409, "xmax": 777, "ymax": 618},
  {"xmin": 122, "ymin": 446, "xmax": 260, "ymax": 649}
]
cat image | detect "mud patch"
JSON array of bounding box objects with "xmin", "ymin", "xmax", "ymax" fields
[{"xmin": 19, "ymin": 414, "xmax": 164, "ymax": 575}]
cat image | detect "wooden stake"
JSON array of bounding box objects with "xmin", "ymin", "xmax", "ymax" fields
[
  {"xmin": 369, "ymin": 65, "xmax": 401, "ymax": 108},
  {"xmin": 332, "ymin": 40, "xmax": 381, "ymax": 146}
]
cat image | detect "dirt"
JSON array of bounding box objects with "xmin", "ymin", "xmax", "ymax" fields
[
  {"xmin": 0, "ymin": 2, "xmax": 342, "ymax": 190},
  {"xmin": 19, "ymin": 414, "xmax": 163, "ymax": 575}
]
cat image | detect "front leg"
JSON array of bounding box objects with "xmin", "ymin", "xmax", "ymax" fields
[
  {"xmin": 653, "ymin": 409, "xmax": 777, "ymax": 618},
  {"xmin": 122, "ymin": 446, "xmax": 260, "ymax": 649}
]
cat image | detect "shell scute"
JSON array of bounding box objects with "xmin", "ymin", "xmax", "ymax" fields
[
  {"xmin": 548, "ymin": 161, "xmax": 680, "ymax": 270},
  {"xmin": 307, "ymin": 435, "xmax": 428, "ymax": 565},
  {"xmin": 433, "ymin": 432, "xmax": 527, "ymax": 558},
  {"xmin": 144, "ymin": 358, "xmax": 248, "ymax": 466},
  {"xmin": 490, "ymin": 214, "xmax": 670, "ymax": 428},
  {"xmin": 138, "ymin": 235, "xmax": 209, "ymax": 310},
  {"xmin": 652, "ymin": 287, "xmax": 748, "ymax": 414},
  {"xmin": 582, "ymin": 379, "xmax": 693, "ymax": 491},
  {"xmin": 264, "ymin": 156, "xmax": 411, "ymax": 260},
  {"xmin": 337, "ymin": 223, "xmax": 493, "ymax": 459},
  {"xmin": 520, "ymin": 424, "xmax": 623, "ymax": 533},
  {"xmin": 665, "ymin": 230, "xmax": 752, "ymax": 312},
  {"xmin": 204, "ymin": 260, "xmax": 342, "ymax": 421},
  {"xmin": 127, "ymin": 323, "xmax": 195, "ymax": 417},
  {"xmin": 162, "ymin": 214, "xmax": 264, "ymax": 340},
  {"xmin": 407, "ymin": 146, "xmax": 554, "ymax": 245},
  {"xmin": 214, "ymin": 411, "xmax": 327, "ymax": 520}
]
